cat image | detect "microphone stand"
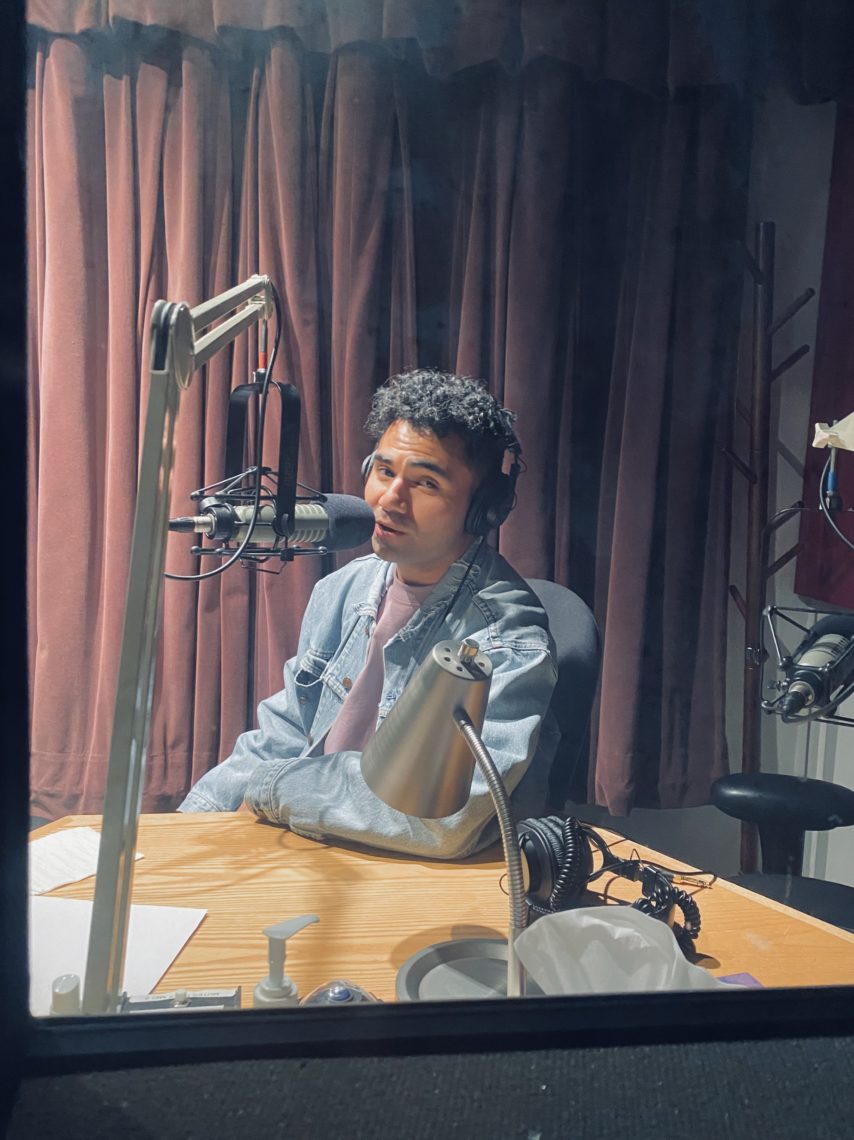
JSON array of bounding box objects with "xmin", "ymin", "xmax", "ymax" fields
[{"xmin": 81, "ymin": 277, "xmax": 275, "ymax": 1015}]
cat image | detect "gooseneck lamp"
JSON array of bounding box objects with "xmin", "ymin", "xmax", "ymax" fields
[{"xmin": 360, "ymin": 639, "xmax": 528, "ymax": 998}]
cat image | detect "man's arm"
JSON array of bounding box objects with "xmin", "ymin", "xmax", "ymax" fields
[
  {"xmin": 177, "ymin": 573, "xmax": 340, "ymax": 813},
  {"xmin": 177, "ymin": 655, "xmax": 311, "ymax": 812},
  {"xmin": 242, "ymin": 644, "xmax": 557, "ymax": 859}
]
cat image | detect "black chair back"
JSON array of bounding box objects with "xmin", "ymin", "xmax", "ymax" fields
[{"xmin": 526, "ymin": 578, "xmax": 601, "ymax": 812}]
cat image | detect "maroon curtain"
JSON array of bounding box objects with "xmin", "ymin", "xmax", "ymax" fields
[
  {"xmin": 794, "ymin": 104, "xmax": 854, "ymax": 608},
  {"xmin": 588, "ymin": 89, "xmax": 746, "ymax": 811},
  {"xmin": 27, "ymin": 5, "xmax": 748, "ymax": 818},
  {"xmin": 426, "ymin": 70, "xmax": 745, "ymax": 811}
]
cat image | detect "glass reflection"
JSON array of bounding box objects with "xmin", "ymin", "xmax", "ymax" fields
[{"xmin": 27, "ymin": 3, "xmax": 854, "ymax": 1018}]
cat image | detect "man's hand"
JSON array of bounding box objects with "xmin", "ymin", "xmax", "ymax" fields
[{"xmin": 236, "ymin": 800, "xmax": 254, "ymax": 815}]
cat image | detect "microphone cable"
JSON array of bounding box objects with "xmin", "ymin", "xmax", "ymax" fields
[{"xmin": 818, "ymin": 451, "xmax": 854, "ymax": 555}]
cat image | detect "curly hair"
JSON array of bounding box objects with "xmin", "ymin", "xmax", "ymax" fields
[{"xmin": 363, "ymin": 368, "xmax": 519, "ymax": 477}]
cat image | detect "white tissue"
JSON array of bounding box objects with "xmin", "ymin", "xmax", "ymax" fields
[
  {"xmin": 514, "ymin": 907, "xmax": 734, "ymax": 995},
  {"xmin": 814, "ymin": 412, "xmax": 854, "ymax": 451}
]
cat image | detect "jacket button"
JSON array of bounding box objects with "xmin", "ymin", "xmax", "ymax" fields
[
  {"xmin": 342, "ymin": 677, "xmax": 353, "ymax": 691},
  {"xmin": 307, "ymin": 734, "xmax": 313, "ymax": 745}
]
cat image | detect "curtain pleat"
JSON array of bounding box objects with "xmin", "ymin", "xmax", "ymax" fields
[
  {"xmin": 590, "ymin": 90, "xmax": 745, "ymax": 812},
  {"xmin": 499, "ymin": 62, "xmax": 578, "ymax": 581},
  {"xmin": 248, "ymin": 33, "xmax": 326, "ymax": 710},
  {"xmin": 29, "ymin": 36, "xmax": 113, "ymax": 814}
]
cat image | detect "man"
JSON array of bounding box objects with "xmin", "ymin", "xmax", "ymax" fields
[{"xmin": 179, "ymin": 369, "xmax": 558, "ymax": 858}]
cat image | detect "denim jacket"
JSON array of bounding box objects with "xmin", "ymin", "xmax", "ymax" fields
[{"xmin": 179, "ymin": 540, "xmax": 559, "ymax": 858}]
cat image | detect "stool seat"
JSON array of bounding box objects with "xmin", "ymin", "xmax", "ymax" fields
[{"xmin": 712, "ymin": 773, "xmax": 854, "ymax": 832}]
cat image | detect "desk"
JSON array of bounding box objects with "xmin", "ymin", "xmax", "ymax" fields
[{"xmin": 32, "ymin": 813, "xmax": 854, "ymax": 1004}]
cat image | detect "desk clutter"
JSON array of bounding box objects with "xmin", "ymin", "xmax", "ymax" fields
[
  {"xmin": 31, "ymin": 811, "xmax": 854, "ymax": 1010},
  {"xmin": 518, "ymin": 816, "xmax": 709, "ymax": 953}
]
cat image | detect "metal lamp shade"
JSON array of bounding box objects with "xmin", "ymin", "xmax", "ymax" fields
[{"xmin": 360, "ymin": 639, "xmax": 493, "ymax": 818}]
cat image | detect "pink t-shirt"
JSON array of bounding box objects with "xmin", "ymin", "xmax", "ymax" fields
[{"xmin": 322, "ymin": 574, "xmax": 434, "ymax": 753}]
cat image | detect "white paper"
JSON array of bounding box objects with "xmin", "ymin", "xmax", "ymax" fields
[
  {"xmin": 29, "ymin": 896, "xmax": 206, "ymax": 1016},
  {"xmin": 514, "ymin": 907, "xmax": 738, "ymax": 995},
  {"xmin": 28, "ymin": 827, "xmax": 142, "ymax": 895},
  {"xmin": 814, "ymin": 411, "xmax": 854, "ymax": 451}
]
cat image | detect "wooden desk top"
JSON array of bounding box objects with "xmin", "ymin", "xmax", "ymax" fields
[{"xmin": 32, "ymin": 813, "xmax": 854, "ymax": 1004}]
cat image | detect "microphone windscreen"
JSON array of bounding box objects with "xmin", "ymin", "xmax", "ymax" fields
[{"xmin": 321, "ymin": 494, "xmax": 375, "ymax": 551}]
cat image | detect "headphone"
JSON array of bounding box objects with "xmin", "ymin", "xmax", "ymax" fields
[
  {"xmin": 361, "ymin": 430, "xmax": 522, "ymax": 538},
  {"xmin": 516, "ymin": 816, "xmax": 703, "ymax": 953}
]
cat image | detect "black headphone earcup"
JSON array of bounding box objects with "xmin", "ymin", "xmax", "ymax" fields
[
  {"xmin": 465, "ymin": 473, "xmax": 512, "ymax": 536},
  {"xmin": 518, "ymin": 815, "xmax": 596, "ymax": 915},
  {"xmin": 463, "ymin": 486, "xmax": 488, "ymax": 538},
  {"xmin": 517, "ymin": 815, "xmax": 568, "ymax": 908},
  {"xmin": 464, "ymin": 458, "xmax": 520, "ymax": 536}
]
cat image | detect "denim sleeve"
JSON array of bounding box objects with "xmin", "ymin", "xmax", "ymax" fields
[
  {"xmin": 177, "ymin": 577, "xmax": 335, "ymax": 813},
  {"xmin": 177, "ymin": 651, "xmax": 310, "ymax": 812},
  {"xmin": 239, "ymin": 644, "xmax": 557, "ymax": 860}
]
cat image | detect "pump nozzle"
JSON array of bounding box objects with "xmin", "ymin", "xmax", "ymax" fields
[{"xmin": 253, "ymin": 913, "xmax": 319, "ymax": 1008}]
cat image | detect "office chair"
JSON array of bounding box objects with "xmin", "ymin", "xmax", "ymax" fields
[
  {"xmin": 712, "ymin": 771, "xmax": 854, "ymax": 931},
  {"xmin": 526, "ymin": 579, "xmax": 601, "ymax": 813}
]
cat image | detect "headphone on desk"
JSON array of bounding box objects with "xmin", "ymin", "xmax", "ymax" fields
[
  {"xmin": 516, "ymin": 815, "xmax": 703, "ymax": 953},
  {"xmin": 361, "ymin": 430, "xmax": 522, "ymax": 538}
]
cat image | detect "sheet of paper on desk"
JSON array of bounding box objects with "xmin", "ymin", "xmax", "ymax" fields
[
  {"xmin": 28, "ymin": 896, "xmax": 206, "ymax": 1016},
  {"xmin": 28, "ymin": 827, "xmax": 142, "ymax": 894}
]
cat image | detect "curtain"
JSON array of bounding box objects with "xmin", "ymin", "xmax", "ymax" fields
[
  {"xmin": 27, "ymin": 4, "xmax": 748, "ymax": 818},
  {"xmin": 794, "ymin": 104, "xmax": 854, "ymax": 608}
]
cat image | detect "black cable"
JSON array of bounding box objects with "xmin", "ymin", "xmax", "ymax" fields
[
  {"xmin": 633, "ymin": 870, "xmax": 702, "ymax": 952},
  {"xmin": 165, "ymin": 280, "xmax": 284, "ymax": 583},
  {"xmin": 441, "ymin": 536, "xmax": 486, "ymax": 632},
  {"xmin": 588, "ymin": 833, "xmax": 716, "ymax": 886},
  {"xmin": 549, "ymin": 817, "xmax": 594, "ymax": 911}
]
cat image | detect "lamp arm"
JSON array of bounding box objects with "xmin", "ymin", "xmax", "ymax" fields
[{"xmin": 454, "ymin": 710, "xmax": 527, "ymax": 998}]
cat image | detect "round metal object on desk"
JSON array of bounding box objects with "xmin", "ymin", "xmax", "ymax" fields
[
  {"xmin": 301, "ymin": 979, "xmax": 380, "ymax": 1005},
  {"xmin": 396, "ymin": 939, "xmax": 543, "ymax": 1001}
]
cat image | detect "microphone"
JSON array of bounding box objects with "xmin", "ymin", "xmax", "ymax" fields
[
  {"xmin": 776, "ymin": 614, "xmax": 854, "ymax": 720},
  {"xmin": 169, "ymin": 495, "xmax": 375, "ymax": 553}
]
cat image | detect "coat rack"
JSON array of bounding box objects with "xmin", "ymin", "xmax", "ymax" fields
[{"xmin": 726, "ymin": 220, "xmax": 815, "ymax": 873}]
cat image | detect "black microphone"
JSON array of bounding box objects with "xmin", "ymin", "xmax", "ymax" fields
[
  {"xmin": 169, "ymin": 495, "xmax": 375, "ymax": 553},
  {"xmin": 777, "ymin": 614, "xmax": 854, "ymax": 720}
]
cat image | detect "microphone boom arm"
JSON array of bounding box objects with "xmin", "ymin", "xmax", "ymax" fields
[{"xmin": 82, "ymin": 276, "xmax": 274, "ymax": 1015}]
